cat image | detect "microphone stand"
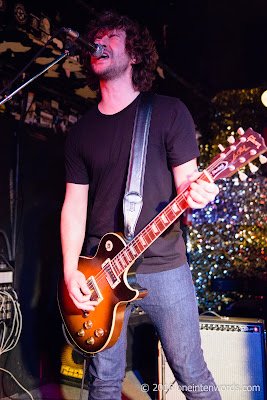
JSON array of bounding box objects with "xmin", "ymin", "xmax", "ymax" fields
[
  {"xmin": 0, "ymin": 47, "xmax": 75, "ymax": 106},
  {"xmin": 0, "ymin": 44, "xmax": 76, "ymax": 275}
]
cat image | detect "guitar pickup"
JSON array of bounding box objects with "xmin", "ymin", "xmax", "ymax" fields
[
  {"xmin": 86, "ymin": 276, "xmax": 103, "ymax": 304},
  {"xmin": 102, "ymin": 258, "xmax": 121, "ymax": 289}
]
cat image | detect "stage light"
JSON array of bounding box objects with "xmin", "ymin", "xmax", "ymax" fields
[{"xmin": 261, "ymin": 90, "xmax": 267, "ymax": 107}]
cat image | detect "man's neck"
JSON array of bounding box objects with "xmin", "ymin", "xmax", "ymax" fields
[{"xmin": 98, "ymin": 79, "xmax": 140, "ymax": 115}]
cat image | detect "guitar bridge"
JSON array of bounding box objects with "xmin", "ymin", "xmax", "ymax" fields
[
  {"xmin": 102, "ymin": 258, "xmax": 121, "ymax": 289},
  {"xmin": 86, "ymin": 276, "xmax": 103, "ymax": 304}
]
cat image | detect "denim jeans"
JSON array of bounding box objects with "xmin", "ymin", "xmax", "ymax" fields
[{"xmin": 88, "ymin": 263, "xmax": 221, "ymax": 400}]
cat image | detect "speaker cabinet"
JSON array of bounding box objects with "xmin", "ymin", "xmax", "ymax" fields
[{"xmin": 158, "ymin": 316, "xmax": 266, "ymax": 400}]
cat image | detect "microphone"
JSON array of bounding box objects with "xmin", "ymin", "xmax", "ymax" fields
[{"xmin": 63, "ymin": 28, "xmax": 104, "ymax": 58}]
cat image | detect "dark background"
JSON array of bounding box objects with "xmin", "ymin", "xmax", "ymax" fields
[{"xmin": 1, "ymin": 0, "xmax": 267, "ymax": 113}]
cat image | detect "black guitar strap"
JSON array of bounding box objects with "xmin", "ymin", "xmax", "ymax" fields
[{"xmin": 123, "ymin": 92, "xmax": 155, "ymax": 242}]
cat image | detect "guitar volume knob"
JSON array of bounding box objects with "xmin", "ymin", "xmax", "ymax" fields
[
  {"xmin": 84, "ymin": 320, "xmax": 93, "ymax": 329},
  {"xmin": 94, "ymin": 328, "xmax": 104, "ymax": 337},
  {"xmin": 86, "ymin": 337, "xmax": 95, "ymax": 345},
  {"xmin": 77, "ymin": 329, "xmax": 85, "ymax": 337}
]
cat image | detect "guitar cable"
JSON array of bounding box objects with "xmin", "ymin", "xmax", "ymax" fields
[
  {"xmin": 62, "ymin": 323, "xmax": 91, "ymax": 400},
  {"xmin": 80, "ymin": 358, "xmax": 87, "ymax": 400},
  {"xmin": 0, "ymin": 289, "xmax": 34, "ymax": 400}
]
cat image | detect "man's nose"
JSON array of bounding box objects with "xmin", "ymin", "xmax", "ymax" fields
[{"xmin": 98, "ymin": 35, "xmax": 109, "ymax": 47}]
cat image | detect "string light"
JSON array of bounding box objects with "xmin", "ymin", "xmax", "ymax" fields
[{"xmin": 190, "ymin": 88, "xmax": 267, "ymax": 312}]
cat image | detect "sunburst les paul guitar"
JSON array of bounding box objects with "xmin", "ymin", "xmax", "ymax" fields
[{"xmin": 58, "ymin": 127, "xmax": 267, "ymax": 354}]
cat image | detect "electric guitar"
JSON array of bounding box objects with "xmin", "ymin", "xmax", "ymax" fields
[{"xmin": 58, "ymin": 127, "xmax": 267, "ymax": 354}]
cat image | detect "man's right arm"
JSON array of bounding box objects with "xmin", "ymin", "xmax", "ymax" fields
[{"xmin": 60, "ymin": 182, "xmax": 97, "ymax": 310}]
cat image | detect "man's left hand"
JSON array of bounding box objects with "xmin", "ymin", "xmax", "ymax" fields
[{"xmin": 187, "ymin": 172, "xmax": 219, "ymax": 209}]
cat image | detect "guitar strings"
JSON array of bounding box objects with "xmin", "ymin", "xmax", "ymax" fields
[
  {"xmin": 86, "ymin": 191, "xmax": 189, "ymax": 290},
  {"xmin": 86, "ymin": 166, "xmax": 220, "ymax": 289}
]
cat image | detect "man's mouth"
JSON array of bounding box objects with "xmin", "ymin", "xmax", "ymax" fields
[{"xmin": 100, "ymin": 52, "xmax": 109, "ymax": 59}]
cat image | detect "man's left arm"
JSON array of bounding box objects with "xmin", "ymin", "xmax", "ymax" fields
[{"xmin": 172, "ymin": 159, "xmax": 219, "ymax": 209}]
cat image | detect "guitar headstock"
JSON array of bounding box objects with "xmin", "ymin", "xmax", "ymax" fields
[{"xmin": 206, "ymin": 127, "xmax": 267, "ymax": 181}]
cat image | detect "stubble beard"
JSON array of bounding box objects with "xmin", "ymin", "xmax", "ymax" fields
[{"xmin": 92, "ymin": 55, "xmax": 132, "ymax": 82}]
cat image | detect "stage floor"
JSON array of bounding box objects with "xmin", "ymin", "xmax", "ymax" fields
[{"xmin": 1, "ymin": 371, "xmax": 152, "ymax": 400}]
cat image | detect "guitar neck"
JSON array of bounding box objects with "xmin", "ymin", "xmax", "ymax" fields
[{"xmin": 111, "ymin": 170, "xmax": 213, "ymax": 276}]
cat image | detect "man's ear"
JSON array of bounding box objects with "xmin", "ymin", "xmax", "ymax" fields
[{"xmin": 131, "ymin": 56, "xmax": 141, "ymax": 65}]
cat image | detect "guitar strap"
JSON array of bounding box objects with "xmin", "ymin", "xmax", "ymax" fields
[{"xmin": 123, "ymin": 92, "xmax": 155, "ymax": 242}]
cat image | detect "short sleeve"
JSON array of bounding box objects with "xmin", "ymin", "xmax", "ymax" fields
[
  {"xmin": 165, "ymin": 100, "xmax": 200, "ymax": 167},
  {"xmin": 64, "ymin": 127, "xmax": 89, "ymax": 184}
]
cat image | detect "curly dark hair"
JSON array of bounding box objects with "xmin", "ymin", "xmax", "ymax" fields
[{"xmin": 81, "ymin": 10, "xmax": 158, "ymax": 92}]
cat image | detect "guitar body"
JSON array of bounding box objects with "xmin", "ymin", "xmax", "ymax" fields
[{"xmin": 58, "ymin": 233, "xmax": 148, "ymax": 354}]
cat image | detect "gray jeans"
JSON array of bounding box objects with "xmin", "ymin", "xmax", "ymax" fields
[{"xmin": 88, "ymin": 263, "xmax": 221, "ymax": 400}]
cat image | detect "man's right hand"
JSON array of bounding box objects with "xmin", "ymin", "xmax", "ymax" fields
[{"xmin": 65, "ymin": 269, "xmax": 98, "ymax": 311}]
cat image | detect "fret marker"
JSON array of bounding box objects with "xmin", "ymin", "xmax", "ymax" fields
[
  {"xmin": 161, "ymin": 214, "xmax": 168, "ymax": 224},
  {"xmin": 172, "ymin": 203, "xmax": 179, "ymax": 213},
  {"xmin": 124, "ymin": 251, "xmax": 131, "ymax": 262},
  {"xmin": 129, "ymin": 245, "xmax": 137, "ymax": 255},
  {"xmin": 119, "ymin": 255, "xmax": 125, "ymax": 266},
  {"xmin": 152, "ymin": 223, "xmax": 159, "ymax": 233},
  {"xmin": 140, "ymin": 236, "xmax": 146, "ymax": 246}
]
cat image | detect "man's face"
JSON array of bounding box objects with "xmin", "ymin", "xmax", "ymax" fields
[{"xmin": 90, "ymin": 29, "xmax": 134, "ymax": 81}]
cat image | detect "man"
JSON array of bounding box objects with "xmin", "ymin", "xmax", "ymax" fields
[{"xmin": 61, "ymin": 10, "xmax": 221, "ymax": 400}]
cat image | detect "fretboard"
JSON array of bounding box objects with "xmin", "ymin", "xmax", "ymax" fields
[{"xmin": 110, "ymin": 170, "xmax": 212, "ymax": 276}]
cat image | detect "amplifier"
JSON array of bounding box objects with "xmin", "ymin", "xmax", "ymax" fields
[{"xmin": 158, "ymin": 316, "xmax": 266, "ymax": 400}]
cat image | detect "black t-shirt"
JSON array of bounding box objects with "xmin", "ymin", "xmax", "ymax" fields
[{"xmin": 64, "ymin": 94, "xmax": 200, "ymax": 273}]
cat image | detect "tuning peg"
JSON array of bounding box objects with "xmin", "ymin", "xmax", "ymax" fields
[
  {"xmin": 238, "ymin": 170, "xmax": 248, "ymax": 181},
  {"xmin": 227, "ymin": 136, "xmax": 235, "ymax": 144},
  {"xmin": 248, "ymin": 163, "xmax": 259, "ymax": 173},
  {"xmin": 259, "ymin": 154, "xmax": 267, "ymax": 164},
  {"xmin": 237, "ymin": 127, "xmax": 245, "ymax": 135},
  {"xmin": 218, "ymin": 144, "xmax": 225, "ymax": 152}
]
